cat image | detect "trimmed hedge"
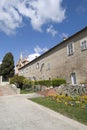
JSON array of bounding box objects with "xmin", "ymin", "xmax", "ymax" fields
[
  {"xmin": 22, "ymin": 78, "xmax": 32, "ymax": 89},
  {"xmin": 38, "ymin": 80, "xmax": 51, "ymax": 87},
  {"xmin": 34, "ymin": 80, "xmax": 51, "ymax": 87},
  {"xmin": 52, "ymin": 78, "xmax": 66, "ymax": 87},
  {"xmin": 34, "ymin": 78, "xmax": 66, "ymax": 87},
  {"xmin": 10, "ymin": 76, "xmax": 66, "ymax": 89}
]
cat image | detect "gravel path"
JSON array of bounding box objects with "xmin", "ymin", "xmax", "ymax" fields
[{"xmin": 0, "ymin": 95, "xmax": 87, "ymax": 130}]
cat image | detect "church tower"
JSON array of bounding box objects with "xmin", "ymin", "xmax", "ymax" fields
[{"xmin": 15, "ymin": 52, "xmax": 29, "ymax": 75}]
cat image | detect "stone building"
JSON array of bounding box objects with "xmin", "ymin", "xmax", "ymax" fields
[
  {"xmin": 15, "ymin": 53, "xmax": 29, "ymax": 75},
  {"xmin": 18, "ymin": 27, "xmax": 87, "ymax": 85}
]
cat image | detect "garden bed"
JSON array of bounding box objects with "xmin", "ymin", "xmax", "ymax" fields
[{"xmin": 30, "ymin": 95, "xmax": 87, "ymax": 125}]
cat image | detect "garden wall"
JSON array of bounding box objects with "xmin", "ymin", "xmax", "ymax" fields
[{"xmin": 55, "ymin": 84, "xmax": 87, "ymax": 96}]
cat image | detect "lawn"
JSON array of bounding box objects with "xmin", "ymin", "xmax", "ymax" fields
[
  {"xmin": 20, "ymin": 89, "xmax": 34, "ymax": 94},
  {"xmin": 31, "ymin": 97, "xmax": 87, "ymax": 125}
]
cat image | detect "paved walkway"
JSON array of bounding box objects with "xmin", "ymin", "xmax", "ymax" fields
[{"xmin": 0, "ymin": 94, "xmax": 87, "ymax": 130}]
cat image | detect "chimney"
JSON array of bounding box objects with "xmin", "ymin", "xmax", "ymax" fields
[{"xmin": 63, "ymin": 36, "xmax": 68, "ymax": 41}]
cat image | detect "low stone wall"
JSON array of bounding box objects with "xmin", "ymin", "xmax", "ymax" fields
[
  {"xmin": 1, "ymin": 82, "xmax": 9, "ymax": 86},
  {"xmin": 55, "ymin": 84, "xmax": 87, "ymax": 96},
  {"xmin": 29, "ymin": 84, "xmax": 87, "ymax": 96},
  {"xmin": 10, "ymin": 84, "xmax": 20, "ymax": 94},
  {"xmin": 0, "ymin": 76, "xmax": 9, "ymax": 86},
  {"xmin": 0, "ymin": 76, "xmax": 2, "ymax": 85}
]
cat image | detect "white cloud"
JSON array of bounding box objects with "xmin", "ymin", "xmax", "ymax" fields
[
  {"xmin": 28, "ymin": 45, "xmax": 48, "ymax": 61},
  {"xmin": 0, "ymin": 0, "xmax": 66, "ymax": 35},
  {"xmin": 46, "ymin": 25, "xmax": 58, "ymax": 37},
  {"xmin": 34, "ymin": 45, "xmax": 48, "ymax": 53},
  {"xmin": 0, "ymin": 0, "xmax": 22, "ymax": 35},
  {"xmin": 28, "ymin": 53, "xmax": 40, "ymax": 61},
  {"xmin": 61, "ymin": 33, "xmax": 68, "ymax": 38}
]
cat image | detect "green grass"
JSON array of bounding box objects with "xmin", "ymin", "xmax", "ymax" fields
[
  {"xmin": 20, "ymin": 89, "xmax": 34, "ymax": 94},
  {"xmin": 30, "ymin": 97, "xmax": 87, "ymax": 125}
]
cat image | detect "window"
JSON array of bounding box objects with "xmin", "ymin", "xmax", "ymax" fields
[
  {"xmin": 67, "ymin": 42, "xmax": 74, "ymax": 56},
  {"xmin": 40, "ymin": 63, "xmax": 44, "ymax": 72},
  {"xmin": 22, "ymin": 70, "xmax": 23, "ymax": 74},
  {"xmin": 48, "ymin": 63, "xmax": 50, "ymax": 70},
  {"xmin": 36, "ymin": 63, "xmax": 39, "ymax": 69},
  {"xmin": 80, "ymin": 39, "xmax": 87, "ymax": 51}
]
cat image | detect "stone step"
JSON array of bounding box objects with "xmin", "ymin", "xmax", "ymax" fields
[{"xmin": 0, "ymin": 85, "xmax": 19, "ymax": 96}]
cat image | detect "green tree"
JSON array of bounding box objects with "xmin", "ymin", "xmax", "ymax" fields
[
  {"xmin": 1, "ymin": 52, "xmax": 15, "ymax": 81},
  {"xmin": 10, "ymin": 75, "xmax": 25, "ymax": 89},
  {"xmin": 0, "ymin": 64, "xmax": 1, "ymax": 76}
]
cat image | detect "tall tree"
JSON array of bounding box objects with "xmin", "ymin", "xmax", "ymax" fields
[
  {"xmin": 0, "ymin": 64, "xmax": 1, "ymax": 76},
  {"xmin": 1, "ymin": 52, "xmax": 15, "ymax": 81}
]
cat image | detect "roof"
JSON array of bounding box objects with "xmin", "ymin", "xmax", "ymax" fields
[{"xmin": 18, "ymin": 26, "xmax": 87, "ymax": 70}]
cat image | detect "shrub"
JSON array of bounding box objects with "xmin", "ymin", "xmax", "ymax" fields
[
  {"xmin": 43, "ymin": 80, "xmax": 52, "ymax": 87},
  {"xmin": 39, "ymin": 80, "xmax": 45, "ymax": 86},
  {"xmin": 52, "ymin": 78, "xmax": 66, "ymax": 87},
  {"xmin": 34, "ymin": 79, "xmax": 66, "ymax": 87},
  {"xmin": 22, "ymin": 78, "xmax": 32, "ymax": 90},
  {"xmin": 34, "ymin": 81, "xmax": 39, "ymax": 85},
  {"xmin": 35, "ymin": 80, "xmax": 52, "ymax": 87},
  {"xmin": 10, "ymin": 75, "xmax": 25, "ymax": 89}
]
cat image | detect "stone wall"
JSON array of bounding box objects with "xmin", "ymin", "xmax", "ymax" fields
[
  {"xmin": 55, "ymin": 84, "xmax": 87, "ymax": 96},
  {"xmin": 0, "ymin": 76, "xmax": 9, "ymax": 86},
  {"xmin": 10, "ymin": 84, "xmax": 20, "ymax": 94},
  {"xmin": 0, "ymin": 76, "xmax": 2, "ymax": 85}
]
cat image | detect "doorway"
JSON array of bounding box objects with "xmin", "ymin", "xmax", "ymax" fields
[{"xmin": 71, "ymin": 73, "xmax": 77, "ymax": 85}]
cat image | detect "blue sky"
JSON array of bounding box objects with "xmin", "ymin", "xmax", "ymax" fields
[{"xmin": 0, "ymin": 0, "xmax": 87, "ymax": 64}]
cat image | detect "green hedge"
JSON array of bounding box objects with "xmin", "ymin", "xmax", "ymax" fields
[
  {"xmin": 22, "ymin": 78, "xmax": 32, "ymax": 89},
  {"xmin": 52, "ymin": 78, "xmax": 66, "ymax": 87},
  {"xmin": 10, "ymin": 76, "xmax": 66, "ymax": 89},
  {"xmin": 34, "ymin": 78, "xmax": 66, "ymax": 87},
  {"xmin": 34, "ymin": 80, "xmax": 51, "ymax": 87}
]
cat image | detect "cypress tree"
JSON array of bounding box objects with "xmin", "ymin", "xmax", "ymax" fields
[{"xmin": 1, "ymin": 52, "xmax": 15, "ymax": 81}]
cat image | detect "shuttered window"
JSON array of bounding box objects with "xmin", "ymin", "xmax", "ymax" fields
[
  {"xmin": 67, "ymin": 42, "xmax": 74, "ymax": 56},
  {"xmin": 80, "ymin": 39, "xmax": 87, "ymax": 50}
]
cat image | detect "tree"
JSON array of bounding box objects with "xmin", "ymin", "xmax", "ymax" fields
[
  {"xmin": 1, "ymin": 52, "xmax": 15, "ymax": 81},
  {"xmin": 10, "ymin": 75, "xmax": 25, "ymax": 89},
  {"xmin": 0, "ymin": 64, "xmax": 1, "ymax": 76}
]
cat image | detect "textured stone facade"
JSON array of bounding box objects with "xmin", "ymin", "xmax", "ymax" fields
[{"xmin": 18, "ymin": 27, "xmax": 87, "ymax": 84}]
